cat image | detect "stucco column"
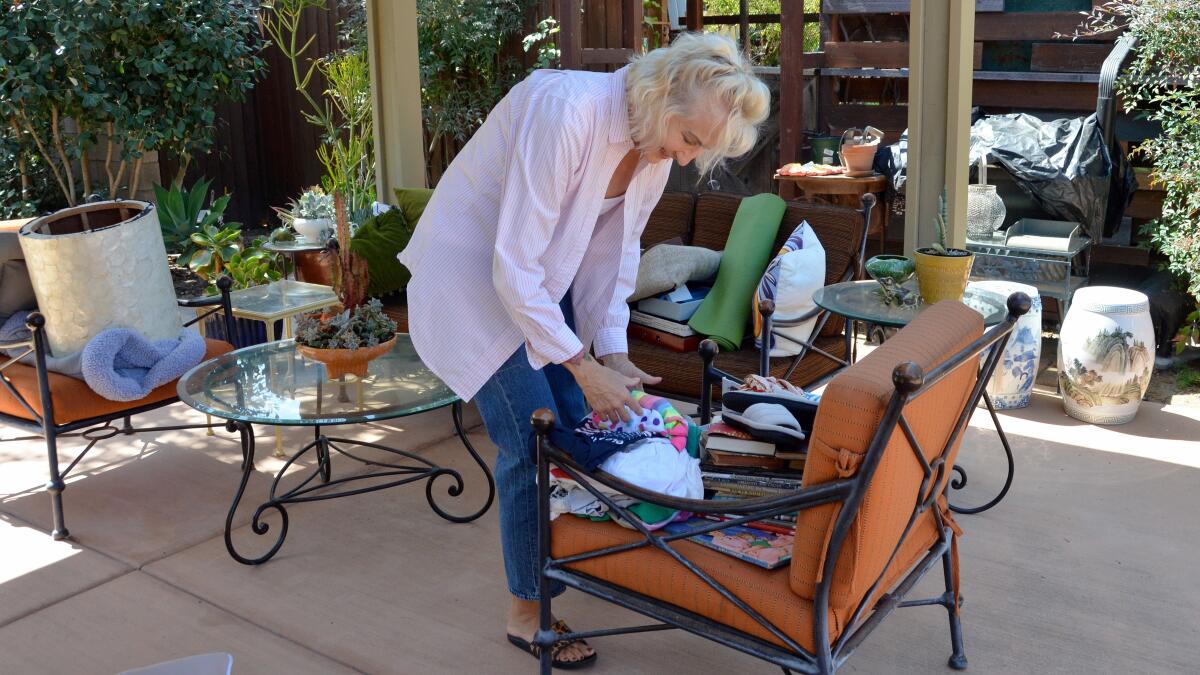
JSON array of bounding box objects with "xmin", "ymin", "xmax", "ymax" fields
[
  {"xmin": 367, "ymin": 0, "xmax": 427, "ymax": 194},
  {"xmin": 905, "ymin": 0, "xmax": 975, "ymax": 253}
]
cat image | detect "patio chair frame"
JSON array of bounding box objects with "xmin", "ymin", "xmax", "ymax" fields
[
  {"xmin": 531, "ymin": 293, "xmax": 1031, "ymax": 674},
  {"xmin": 696, "ymin": 194, "xmax": 876, "ymax": 425},
  {"xmin": 0, "ymin": 277, "xmax": 237, "ymax": 540}
]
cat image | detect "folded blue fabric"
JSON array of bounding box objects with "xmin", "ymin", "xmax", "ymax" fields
[
  {"xmin": 531, "ymin": 416, "xmax": 657, "ymax": 471},
  {"xmin": 81, "ymin": 326, "xmax": 207, "ymax": 402}
]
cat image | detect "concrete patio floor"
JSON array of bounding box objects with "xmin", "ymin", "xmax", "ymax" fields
[{"xmin": 2, "ymin": 386, "xmax": 1199, "ymax": 674}]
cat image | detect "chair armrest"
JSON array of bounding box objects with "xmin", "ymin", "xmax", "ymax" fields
[
  {"xmin": 177, "ymin": 295, "xmax": 223, "ymax": 308},
  {"xmin": 540, "ymin": 440, "xmax": 852, "ymax": 516},
  {"xmin": 0, "ymin": 339, "xmax": 32, "ymax": 351},
  {"xmin": 180, "ymin": 277, "xmax": 236, "ymax": 338}
]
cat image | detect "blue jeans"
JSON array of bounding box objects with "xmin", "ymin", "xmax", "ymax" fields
[{"xmin": 474, "ymin": 296, "xmax": 588, "ymax": 600}]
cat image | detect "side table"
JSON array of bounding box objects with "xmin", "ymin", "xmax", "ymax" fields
[
  {"xmin": 177, "ymin": 335, "xmax": 495, "ymax": 565},
  {"xmin": 776, "ymin": 173, "xmax": 889, "ymax": 255},
  {"xmin": 966, "ymin": 232, "xmax": 1091, "ymax": 324}
]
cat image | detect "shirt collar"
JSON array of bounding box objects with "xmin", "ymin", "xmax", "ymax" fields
[{"xmin": 607, "ymin": 66, "xmax": 634, "ymax": 146}]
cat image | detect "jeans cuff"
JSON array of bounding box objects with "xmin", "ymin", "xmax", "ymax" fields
[{"xmin": 510, "ymin": 581, "xmax": 567, "ymax": 601}]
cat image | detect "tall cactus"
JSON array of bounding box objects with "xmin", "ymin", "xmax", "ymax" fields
[{"xmin": 326, "ymin": 193, "xmax": 370, "ymax": 311}]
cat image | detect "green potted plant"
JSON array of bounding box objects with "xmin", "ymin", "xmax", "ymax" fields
[
  {"xmin": 295, "ymin": 194, "xmax": 397, "ymax": 379},
  {"xmin": 913, "ymin": 198, "xmax": 974, "ymax": 304},
  {"xmin": 275, "ymin": 187, "xmax": 336, "ymax": 243}
]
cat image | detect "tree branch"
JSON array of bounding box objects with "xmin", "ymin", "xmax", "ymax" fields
[
  {"xmin": 50, "ymin": 105, "xmax": 78, "ymax": 206},
  {"xmin": 104, "ymin": 122, "xmax": 117, "ymax": 197},
  {"xmin": 17, "ymin": 106, "xmax": 72, "ymax": 206}
]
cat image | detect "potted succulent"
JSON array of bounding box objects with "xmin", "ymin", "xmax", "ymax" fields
[
  {"xmin": 276, "ymin": 187, "xmax": 335, "ymax": 243},
  {"xmin": 913, "ymin": 199, "xmax": 974, "ymax": 304},
  {"xmin": 295, "ymin": 194, "xmax": 398, "ymax": 379}
]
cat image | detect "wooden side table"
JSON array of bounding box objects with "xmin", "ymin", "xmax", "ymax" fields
[{"xmin": 776, "ymin": 173, "xmax": 889, "ymax": 254}]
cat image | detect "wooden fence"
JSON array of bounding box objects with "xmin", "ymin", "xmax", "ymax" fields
[{"xmin": 160, "ymin": 1, "xmax": 352, "ymax": 229}]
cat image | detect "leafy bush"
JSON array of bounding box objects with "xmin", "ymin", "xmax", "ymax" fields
[
  {"xmin": 296, "ymin": 298, "xmax": 396, "ymax": 349},
  {"xmin": 1078, "ymin": 2, "xmax": 1200, "ymax": 350},
  {"xmin": 220, "ymin": 238, "xmax": 290, "ymax": 294},
  {"xmin": 0, "ymin": 0, "xmax": 267, "ymax": 205}
]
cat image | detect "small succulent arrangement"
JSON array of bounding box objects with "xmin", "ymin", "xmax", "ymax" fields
[
  {"xmin": 913, "ymin": 196, "xmax": 975, "ymax": 304},
  {"xmin": 273, "ymin": 186, "xmax": 335, "ymax": 224},
  {"xmin": 295, "ymin": 192, "xmax": 398, "ymax": 372}
]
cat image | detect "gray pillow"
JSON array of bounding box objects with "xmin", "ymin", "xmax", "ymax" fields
[
  {"xmin": 630, "ymin": 244, "xmax": 721, "ymax": 302},
  {"xmin": 0, "ymin": 232, "xmax": 36, "ymax": 322}
]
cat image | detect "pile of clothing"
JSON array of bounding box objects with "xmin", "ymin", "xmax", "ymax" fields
[{"xmin": 542, "ymin": 391, "xmax": 703, "ymax": 530}]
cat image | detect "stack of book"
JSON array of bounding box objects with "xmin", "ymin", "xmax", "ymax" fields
[
  {"xmin": 701, "ymin": 418, "xmax": 807, "ymax": 471},
  {"xmin": 629, "ymin": 309, "xmax": 700, "ymax": 353},
  {"xmin": 699, "ymin": 470, "xmax": 804, "ymax": 537}
]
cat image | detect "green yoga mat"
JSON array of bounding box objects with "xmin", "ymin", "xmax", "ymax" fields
[{"xmin": 688, "ymin": 193, "xmax": 787, "ymax": 351}]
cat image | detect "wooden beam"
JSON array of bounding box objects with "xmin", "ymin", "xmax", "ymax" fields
[
  {"xmin": 974, "ymin": 12, "xmax": 1116, "ymax": 41},
  {"xmin": 779, "ymin": 1, "xmax": 805, "ymax": 200},
  {"xmin": 1031, "ymin": 42, "xmax": 1113, "ymax": 73},
  {"xmin": 972, "ymin": 79, "xmax": 1098, "ymax": 111},
  {"xmin": 580, "ymin": 48, "xmax": 634, "ymax": 65},
  {"xmin": 822, "ymin": 103, "xmax": 910, "ymax": 133},
  {"xmin": 823, "ymin": 41, "xmax": 982, "ymax": 69},
  {"xmin": 823, "ymin": 0, "xmax": 1002, "ymax": 13}
]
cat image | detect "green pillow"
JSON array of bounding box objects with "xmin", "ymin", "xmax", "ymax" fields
[
  {"xmin": 350, "ymin": 208, "xmax": 415, "ymax": 298},
  {"xmin": 393, "ymin": 187, "xmax": 433, "ymax": 228}
]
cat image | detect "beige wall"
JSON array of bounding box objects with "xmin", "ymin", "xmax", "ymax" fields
[{"xmin": 367, "ymin": 0, "xmax": 427, "ymax": 197}]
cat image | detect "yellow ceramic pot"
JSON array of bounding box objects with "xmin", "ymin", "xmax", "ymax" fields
[{"xmin": 913, "ymin": 248, "xmax": 974, "ymax": 304}]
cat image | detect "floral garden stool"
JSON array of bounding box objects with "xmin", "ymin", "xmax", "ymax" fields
[
  {"xmin": 1058, "ymin": 286, "xmax": 1155, "ymax": 425},
  {"xmin": 968, "ymin": 280, "xmax": 1042, "ymax": 409}
]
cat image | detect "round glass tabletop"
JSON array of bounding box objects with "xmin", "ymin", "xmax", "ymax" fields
[
  {"xmin": 813, "ymin": 280, "xmax": 1007, "ymax": 328},
  {"xmin": 177, "ymin": 335, "xmax": 458, "ymax": 426}
]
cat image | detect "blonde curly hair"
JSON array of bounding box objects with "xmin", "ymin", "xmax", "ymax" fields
[{"xmin": 625, "ymin": 32, "xmax": 770, "ymax": 175}]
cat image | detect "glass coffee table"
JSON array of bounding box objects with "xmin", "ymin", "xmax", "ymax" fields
[
  {"xmin": 813, "ymin": 280, "xmax": 1014, "ymax": 515},
  {"xmin": 177, "ymin": 335, "xmax": 495, "ymax": 565}
]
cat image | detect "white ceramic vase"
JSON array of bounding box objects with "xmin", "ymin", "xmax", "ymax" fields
[
  {"xmin": 19, "ymin": 200, "xmax": 181, "ymax": 356},
  {"xmin": 968, "ymin": 280, "xmax": 1042, "ymax": 409},
  {"xmin": 1057, "ymin": 286, "xmax": 1155, "ymax": 425},
  {"xmin": 292, "ymin": 217, "xmax": 332, "ymax": 243}
]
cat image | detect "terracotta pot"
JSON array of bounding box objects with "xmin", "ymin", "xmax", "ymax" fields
[
  {"xmin": 839, "ymin": 142, "xmax": 878, "ymax": 176},
  {"xmin": 913, "ymin": 248, "xmax": 974, "ymax": 304},
  {"xmin": 297, "ymin": 336, "xmax": 396, "ymax": 379},
  {"xmin": 294, "ymin": 250, "xmax": 335, "ymax": 286}
]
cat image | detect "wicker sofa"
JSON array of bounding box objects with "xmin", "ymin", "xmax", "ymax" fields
[{"xmin": 631, "ymin": 191, "xmax": 872, "ymax": 402}]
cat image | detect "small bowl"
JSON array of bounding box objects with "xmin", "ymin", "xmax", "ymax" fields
[{"xmin": 865, "ymin": 255, "xmax": 916, "ymax": 285}]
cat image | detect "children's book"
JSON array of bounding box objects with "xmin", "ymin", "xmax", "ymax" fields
[{"xmin": 661, "ymin": 517, "xmax": 794, "ymax": 569}]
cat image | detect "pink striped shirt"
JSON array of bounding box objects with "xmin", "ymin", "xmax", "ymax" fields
[{"xmin": 398, "ymin": 67, "xmax": 672, "ymax": 400}]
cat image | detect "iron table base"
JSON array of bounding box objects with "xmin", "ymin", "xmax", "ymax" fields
[{"xmin": 223, "ymin": 401, "xmax": 494, "ymax": 565}]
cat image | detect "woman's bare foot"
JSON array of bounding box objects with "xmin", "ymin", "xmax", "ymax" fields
[{"xmin": 507, "ymin": 596, "xmax": 596, "ymax": 665}]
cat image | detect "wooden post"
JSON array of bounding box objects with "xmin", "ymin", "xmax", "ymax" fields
[
  {"xmin": 686, "ymin": 0, "xmax": 703, "ymax": 31},
  {"xmin": 559, "ymin": 0, "xmax": 582, "ymax": 69},
  {"xmin": 904, "ymin": 0, "xmax": 975, "ymax": 253},
  {"xmin": 778, "ymin": 2, "xmax": 805, "ymax": 200},
  {"xmin": 623, "ymin": 0, "xmax": 644, "ymax": 52},
  {"xmin": 366, "ymin": 0, "xmax": 427, "ymax": 191}
]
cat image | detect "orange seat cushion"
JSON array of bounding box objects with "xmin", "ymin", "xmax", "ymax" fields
[
  {"xmin": 0, "ymin": 339, "xmax": 233, "ymax": 425},
  {"xmin": 551, "ymin": 516, "xmax": 837, "ymax": 653},
  {"xmin": 791, "ymin": 302, "xmax": 982, "ymax": 614}
]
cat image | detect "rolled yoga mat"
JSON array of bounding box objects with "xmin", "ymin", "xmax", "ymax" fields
[{"xmin": 687, "ymin": 193, "xmax": 787, "ymax": 350}]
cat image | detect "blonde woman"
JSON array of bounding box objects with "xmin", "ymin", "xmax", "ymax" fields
[{"xmin": 398, "ymin": 33, "xmax": 769, "ymax": 668}]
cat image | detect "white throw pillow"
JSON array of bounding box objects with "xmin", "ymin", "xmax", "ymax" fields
[{"xmin": 753, "ymin": 221, "xmax": 826, "ymax": 357}]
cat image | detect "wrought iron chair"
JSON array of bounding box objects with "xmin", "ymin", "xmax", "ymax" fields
[
  {"xmin": 531, "ymin": 293, "xmax": 1030, "ymax": 674},
  {"xmin": 0, "ymin": 277, "xmax": 237, "ymax": 540}
]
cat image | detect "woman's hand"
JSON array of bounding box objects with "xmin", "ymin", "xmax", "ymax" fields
[
  {"xmin": 563, "ymin": 352, "xmax": 642, "ymax": 423},
  {"xmin": 600, "ymin": 353, "xmax": 663, "ymax": 391}
]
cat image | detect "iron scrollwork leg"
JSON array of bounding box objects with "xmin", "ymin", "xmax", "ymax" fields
[
  {"xmin": 224, "ymin": 420, "xmax": 290, "ymax": 565},
  {"xmin": 428, "ymin": 400, "xmax": 495, "ymax": 523},
  {"xmin": 949, "ymin": 390, "xmax": 1015, "ymax": 515}
]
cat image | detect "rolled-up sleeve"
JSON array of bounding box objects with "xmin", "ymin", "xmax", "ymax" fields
[{"xmin": 492, "ymin": 96, "xmax": 587, "ymax": 369}]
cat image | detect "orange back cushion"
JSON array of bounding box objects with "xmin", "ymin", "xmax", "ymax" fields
[{"xmin": 789, "ymin": 302, "xmax": 983, "ymax": 614}]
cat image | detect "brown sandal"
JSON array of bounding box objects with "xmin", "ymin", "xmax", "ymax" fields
[{"xmin": 507, "ymin": 619, "xmax": 597, "ymax": 670}]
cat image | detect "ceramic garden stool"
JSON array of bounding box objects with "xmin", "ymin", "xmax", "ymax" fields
[
  {"xmin": 968, "ymin": 280, "xmax": 1042, "ymax": 409},
  {"xmin": 1058, "ymin": 286, "xmax": 1155, "ymax": 425}
]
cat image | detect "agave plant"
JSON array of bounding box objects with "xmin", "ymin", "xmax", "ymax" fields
[{"xmin": 154, "ymin": 177, "xmax": 238, "ymax": 266}]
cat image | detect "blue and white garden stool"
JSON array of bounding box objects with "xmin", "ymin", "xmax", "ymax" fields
[{"xmin": 968, "ymin": 280, "xmax": 1042, "ymax": 409}]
